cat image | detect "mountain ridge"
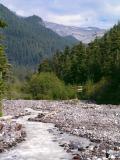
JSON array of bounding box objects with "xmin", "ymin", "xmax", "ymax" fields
[
  {"xmin": 0, "ymin": 4, "xmax": 78, "ymax": 67},
  {"xmin": 45, "ymin": 21, "xmax": 106, "ymax": 43}
]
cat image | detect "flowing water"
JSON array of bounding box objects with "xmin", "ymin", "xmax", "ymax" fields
[{"xmin": 0, "ymin": 109, "xmax": 71, "ymax": 160}]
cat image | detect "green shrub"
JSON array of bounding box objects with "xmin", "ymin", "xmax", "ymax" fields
[
  {"xmin": 0, "ymin": 111, "xmax": 3, "ymax": 117},
  {"xmin": 28, "ymin": 72, "xmax": 76, "ymax": 100},
  {"xmin": 0, "ymin": 101, "xmax": 2, "ymax": 117},
  {"xmin": 82, "ymin": 77, "xmax": 120, "ymax": 104},
  {"xmin": 95, "ymin": 79, "xmax": 120, "ymax": 104},
  {"xmin": 0, "ymin": 112, "xmax": 2, "ymax": 117},
  {"xmin": 6, "ymin": 78, "xmax": 23, "ymax": 99},
  {"xmin": 82, "ymin": 78, "xmax": 109, "ymax": 101},
  {"xmin": 82, "ymin": 79, "xmax": 95, "ymax": 99}
]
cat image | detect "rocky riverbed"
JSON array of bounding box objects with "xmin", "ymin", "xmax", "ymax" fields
[
  {"xmin": 2, "ymin": 100, "xmax": 120, "ymax": 159},
  {"xmin": 0, "ymin": 114, "xmax": 71, "ymax": 160},
  {"xmin": 0, "ymin": 118, "xmax": 26, "ymax": 153}
]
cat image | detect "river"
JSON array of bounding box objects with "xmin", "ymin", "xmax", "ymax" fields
[{"xmin": 0, "ymin": 109, "xmax": 71, "ymax": 160}]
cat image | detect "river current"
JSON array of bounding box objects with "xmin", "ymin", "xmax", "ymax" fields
[{"xmin": 0, "ymin": 109, "xmax": 71, "ymax": 160}]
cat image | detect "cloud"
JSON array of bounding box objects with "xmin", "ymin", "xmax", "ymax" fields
[
  {"xmin": 0, "ymin": 0, "xmax": 120, "ymax": 28},
  {"xmin": 106, "ymin": 3, "xmax": 120, "ymax": 16},
  {"xmin": 46, "ymin": 10, "xmax": 98, "ymax": 27}
]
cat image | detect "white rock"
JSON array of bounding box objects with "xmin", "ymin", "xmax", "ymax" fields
[
  {"xmin": 89, "ymin": 145, "xmax": 94, "ymax": 151},
  {"xmin": 102, "ymin": 158, "xmax": 108, "ymax": 160},
  {"xmin": 110, "ymin": 155, "xmax": 115, "ymax": 159}
]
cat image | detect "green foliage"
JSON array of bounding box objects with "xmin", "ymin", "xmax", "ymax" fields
[
  {"xmin": 0, "ymin": 4, "xmax": 77, "ymax": 68},
  {"xmin": 0, "ymin": 103, "xmax": 2, "ymax": 117},
  {"xmin": 0, "ymin": 20, "xmax": 6, "ymax": 28},
  {"xmin": 39, "ymin": 22, "xmax": 120, "ymax": 104},
  {"xmin": 0, "ymin": 19, "xmax": 9, "ymax": 116},
  {"xmin": 0, "ymin": 4, "xmax": 120, "ymax": 104},
  {"xmin": 38, "ymin": 59, "xmax": 52, "ymax": 73},
  {"xmin": 39, "ymin": 44, "xmax": 88, "ymax": 84},
  {"xmin": 27, "ymin": 72, "xmax": 76, "ymax": 100},
  {"xmin": 6, "ymin": 78, "xmax": 23, "ymax": 99},
  {"xmin": 82, "ymin": 77, "xmax": 120, "ymax": 104},
  {"xmin": 82, "ymin": 78, "xmax": 108, "ymax": 100},
  {"xmin": 95, "ymin": 79, "xmax": 120, "ymax": 104},
  {"xmin": 82, "ymin": 79, "xmax": 95, "ymax": 100}
]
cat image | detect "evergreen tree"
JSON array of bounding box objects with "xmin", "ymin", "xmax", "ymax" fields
[
  {"xmin": 0, "ymin": 4, "xmax": 77, "ymax": 69},
  {"xmin": 0, "ymin": 19, "xmax": 9, "ymax": 116},
  {"xmin": 39, "ymin": 22, "xmax": 120, "ymax": 104}
]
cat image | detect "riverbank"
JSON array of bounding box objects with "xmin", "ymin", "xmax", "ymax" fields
[
  {"xmin": 0, "ymin": 118, "xmax": 26, "ymax": 153},
  {"xmin": 2, "ymin": 100, "xmax": 120, "ymax": 159}
]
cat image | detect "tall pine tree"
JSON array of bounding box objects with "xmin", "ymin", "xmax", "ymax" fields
[{"xmin": 0, "ymin": 19, "xmax": 9, "ymax": 116}]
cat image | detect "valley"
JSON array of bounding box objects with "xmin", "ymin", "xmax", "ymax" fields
[
  {"xmin": 0, "ymin": 1, "xmax": 120, "ymax": 160},
  {"xmin": 0, "ymin": 4, "xmax": 78, "ymax": 67}
]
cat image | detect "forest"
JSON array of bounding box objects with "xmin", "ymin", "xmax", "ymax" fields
[
  {"xmin": 0, "ymin": 4, "xmax": 77, "ymax": 69},
  {"xmin": 0, "ymin": 1, "xmax": 120, "ymax": 160},
  {"xmin": 0, "ymin": 20, "xmax": 120, "ymax": 107},
  {"xmin": 39, "ymin": 22, "xmax": 120, "ymax": 104},
  {"xmin": 0, "ymin": 20, "xmax": 10, "ymax": 116}
]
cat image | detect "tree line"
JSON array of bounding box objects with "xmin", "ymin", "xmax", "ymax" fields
[
  {"xmin": 0, "ymin": 20, "xmax": 10, "ymax": 116},
  {"xmin": 0, "ymin": 16, "xmax": 120, "ymax": 105},
  {"xmin": 38, "ymin": 22, "xmax": 120, "ymax": 104}
]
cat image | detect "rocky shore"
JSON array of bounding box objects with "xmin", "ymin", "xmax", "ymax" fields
[
  {"xmin": 0, "ymin": 100, "xmax": 31, "ymax": 153},
  {"xmin": 2, "ymin": 100, "xmax": 120, "ymax": 159},
  {"xmin": 0, "ymin": 118, "xmax": 26, "ymax": 153}
]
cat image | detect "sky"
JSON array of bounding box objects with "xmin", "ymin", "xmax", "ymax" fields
[{"xmin": 1, "ymin": 0, "xmax": 120, "ymax": 28}]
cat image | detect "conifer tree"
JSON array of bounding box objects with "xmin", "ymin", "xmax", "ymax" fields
[{"xmin": 0, "ymin": 19, "xmax": 8, "ymax": 116}]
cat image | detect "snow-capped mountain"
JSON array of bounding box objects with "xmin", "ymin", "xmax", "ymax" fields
[{"xmin": 45, "ymin": 21, "xmax": 106, "ymax": 43}]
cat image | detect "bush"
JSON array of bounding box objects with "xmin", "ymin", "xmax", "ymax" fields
[
  {"xmin": 82, "ymin": 78, "xmax": 109, "ymax": 101},
  {"xmin": 28, "ymin": 72, "xmax": 76, "ymax": 100},
  {"xmin": 82, "ymin": 79, "xmax": 95, "ymax": 100},
  {"xmin": 0, "ymin": 101, "xmax": 2, "ymax": 117},
  {"xmin": 96, "ymin": 79, "xmax": 120, "ymax": 104},
  {"xmin": 82, "ymin": 77, "xmax": 120, "ymax": 104},
  {"xmin": 6, "ymin": 78, "xmax": 23, "ymax": 99}
]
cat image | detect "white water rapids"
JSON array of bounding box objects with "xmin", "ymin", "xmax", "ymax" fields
[{"xmin": 0, "ymin": 109, "xmax": 71, "ymax": 160}]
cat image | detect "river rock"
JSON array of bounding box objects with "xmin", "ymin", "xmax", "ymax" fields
[
  {"xmin": 0, "ymin": 123, "xmax": 4, "ymax": 131},
  {"xmin": 15, "ymin": 123, "xmax": 22, "ymax": 131},
  {"xmin": 72, "ymin": 154, "xmax": 81, "ymax": 160},
  {"xmin": 37, "ymin": 113, "xmax": 45, "ymax": 118},
  {"xmin": 2, "ymin": 100, "xmax": 120, "ymax": 159},
  {"xmin": 0, "ymin": 119, "xmax": 26, "ymax": 153}
]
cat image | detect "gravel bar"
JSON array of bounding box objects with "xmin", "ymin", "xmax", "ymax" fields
[{"xmin": 2, "ymin": 100, "xmax": 120, "ymax": 159}]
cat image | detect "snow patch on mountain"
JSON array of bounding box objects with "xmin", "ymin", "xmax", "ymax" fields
[{"xmin": 45, "ymin": 22, "xmax": 106, "ymax": 43}]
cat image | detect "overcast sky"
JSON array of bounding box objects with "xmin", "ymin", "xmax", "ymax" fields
[{"xmin": 1, "ymin": 0, "xmax": 120, "ymax": 28}]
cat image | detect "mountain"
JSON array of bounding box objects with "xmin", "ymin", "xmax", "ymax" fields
[
  {"xmin": 0, "ymin": 4, "xmax": 78, "ymax": 67},
  {"xmin": 45, "ymin": 21, "xmax": 106, "ymax": 43},
  {"xmin": 64, "ymin": 35, "xmax": 79, "ymax": 44}
]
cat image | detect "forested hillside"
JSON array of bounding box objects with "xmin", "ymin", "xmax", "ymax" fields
[
  {"xmin": 0, "ymin": 4, "xmax": 120, "ymax": 104},
  {"xmin": 0, "ymin": 20, "xmax": 10, "ymax": 116},
  {"xmin": 0, "ymin": 4, "xmax": 78, "ymax": 67},
  {"xmin": 39, "ymin": 23, "xmax": 120, "ymax": 104}
]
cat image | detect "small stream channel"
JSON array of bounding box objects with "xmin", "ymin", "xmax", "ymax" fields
[{"xmin": 0, "ymin": 108, "xmax": 90, "ymax": 160}]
